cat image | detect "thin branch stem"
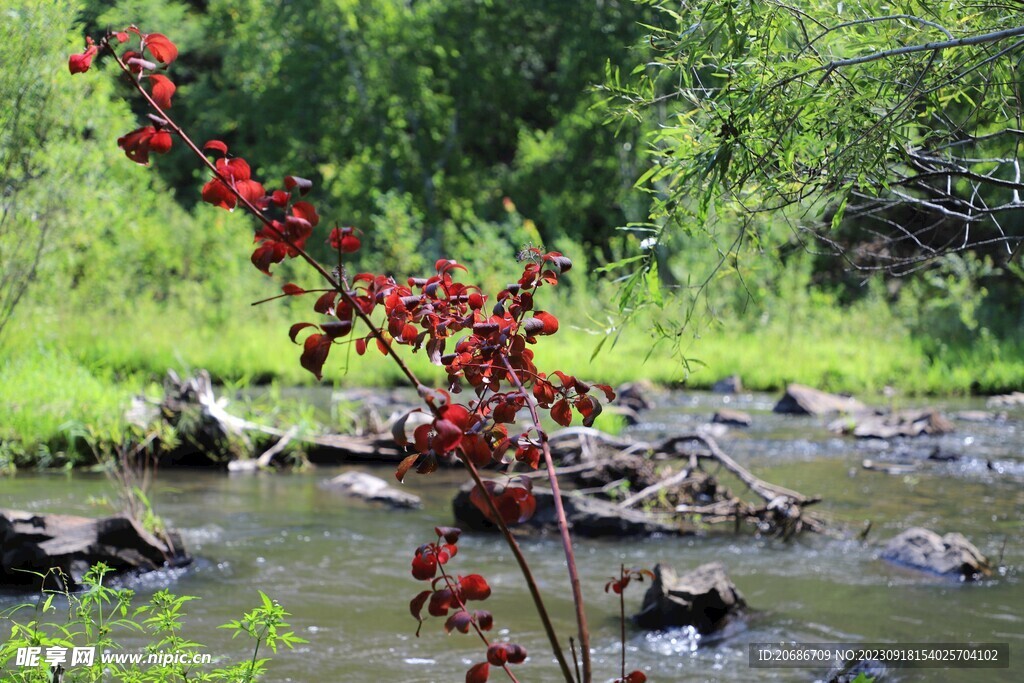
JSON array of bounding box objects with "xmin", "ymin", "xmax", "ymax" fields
[
  {"xmin": 456, "ymin": 452, "xmax": 576, "ymax": 683},
  {"xmin": 500, "ymin": 354, "xmax": 591, "ymax": 683}
]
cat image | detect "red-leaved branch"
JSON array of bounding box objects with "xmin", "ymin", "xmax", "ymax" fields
[{"xmin": 69, "ymin": 27, "xmax": 641, "ymax": 683}]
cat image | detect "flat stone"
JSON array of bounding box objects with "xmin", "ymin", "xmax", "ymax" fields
[
  {"xmin": 986, "ymin": 392, "xmax": 1024, "ymax": 408},
  {"xmin": 773, "ymin": 384, "xmax": 865, "ymax": 415},
  {"xmin": 712, "ymin": 409, "xmax": 752, "ymax": 427},
  {"xmin": 322, "ymin": 471, "xmax": 422, "ymax": 509},
  {"xmin": 830, "ymin": 409, "xmax": 954, "ymax": 439},
  {"xmin": 881, "ymin": 527, "xmax": 989, "ymax": 580},
  {"xmin": 633, "ymin": 562, "xmax": 745, "ymax": 632},
  {"xmin": 1, "ymin": 509, "xmax": 190, "ymax": 591}
]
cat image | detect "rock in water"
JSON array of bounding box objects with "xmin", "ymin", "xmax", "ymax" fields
[
  {"xmin": 0, "ymin": 509, "xmax": 190, "ymax": 591},
  {"xmin": 712, "ymin": 409, "xmax": 752, "ymax": 427},
  {"xmin": 322, "ymin": 471, "xmax": 422, "ymax": 509},
  {"xmin": 633, "ymin": 562, "xmax": 745, "ymax": 632},
  {"xmin": 830, "ymin": 409, "xmax": 954, "ymax": 439},
  {"xmin": 711, "ymin": 375, "xmax": 743, "ymax": 394},
  {"xmin": 880, "ymin": 527, "xmax": 990, "ymax": 580},
  {"xmin": 772, "ymin": 384, "xmax": 865, "ymax": 415}
]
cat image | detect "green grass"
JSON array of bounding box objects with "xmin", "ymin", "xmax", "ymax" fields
[{"xmin": 3, "ymin": 280, "xmax": 1024, "ymax": 469}]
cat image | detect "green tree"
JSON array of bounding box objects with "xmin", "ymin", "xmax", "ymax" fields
[{"xmin": 612, "ymin": 0, "xmax": 1024, "ymax": 279}]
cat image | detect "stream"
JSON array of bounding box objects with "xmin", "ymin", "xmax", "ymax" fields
[{"xmin": 2, "ymin": 390, "xmax": 1022, "ymax": 682}]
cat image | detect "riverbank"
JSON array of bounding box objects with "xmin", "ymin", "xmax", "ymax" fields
[{"xmin": 3, "ymin": 293, "xmax": 1023, "ymax": 469}]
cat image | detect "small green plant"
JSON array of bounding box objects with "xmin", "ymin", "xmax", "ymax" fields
[{"xmin": 0, "ymin": 564, "xmax": 302, "ymax": 682}]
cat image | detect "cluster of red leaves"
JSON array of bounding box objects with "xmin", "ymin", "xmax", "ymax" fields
[
  {"xmin": 409, "ymin": 528, "xmax": 527, "ymax": 682},
  {"xmin": 71, "ymin": 29, "xmax": 648, "ymax": 682},
  {"xmin": 70, "ymin": 29, "xmax": 179, "ymax": 165}
]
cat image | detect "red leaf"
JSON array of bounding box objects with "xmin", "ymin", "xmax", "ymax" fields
[
  {"xmin": 534, "ymin": 311, "xmax": 559, "ymax": 335},
  {"xmin": 203, "ymin": 140, "xmax": 229, "ymax": 156},
  {"xmin": 486, "ymin": 644, "xmax": 508, "ymax": 666},
  {"xmin": 321, "ymin": 320, "xmax": 353, "ymax": 339},
  {"xmin": 459, "ymin": 433, "xmax": 492, "ymax": 467},
  {"xmin": 444, "ymin": 610, "xmax": 473, "ymax": 634},
  {"xmin": 235, "ymin": 179, "xmax": 266, "ymax": 205},
  {"xmin": 475, "ymin": 610, "xmax": 493, "ymax": 631},
  {"xmin": 432, "ymin": 418, "xmax": 463, "ymax": 453},
  {"xmin": 505, "ymin": 644, "xmax": 527, "ymax": 664},
  {"xmin": 434, "ymin": 526, "xmax": 461, "ymax": 544},
  {"xmin": 550, "ymin": 399, "xmax": 572, "ymax": 427},
  {"xmin": 459, "ymin": 574, "xmax": 491, "ymax": 601},
  {"xmin": 594, "ymin": 383, "xmax": 616, "ymax": 402},
  {"xmin": 288, "ymin": 322, "xmax": 317, "ymax": 344},
  {"xmin": 466, "ymin": 662, "xmax": 489, "ymax": 683},
  {"xmin": 282, "ymin": 283, "xmax": 305, "ymax": 296},
  {"xmin": 284, "ymin": 175, "xmax": 313, "ymax": 194},
  {"xmin": 117, "ymin": 126, "xmax": 172, "ymax": 165},
  {"xmin": 395, "ymin": 453, "xmax": 419, "ymax": 483},
  {"xmin": 624, "ymin": 671, "xmax": 647, "ymax": 683},
  {"xmin": 291, "ymin": 201, "xmax": 320, "ymax": 227},
  {"xmin": 114, "ymin": 32, "xmax": 129, "ymax": 43},
  {"xmin": 355, "ymin": 337, "xmax": 367, "ymax": 356},
  {"xmin": 202, "ymin": 179, "xmax": 236, "ymax": 209},
  {"xmin": 409, "ymin": 590, "xmax": 431, "ymax": 622},
  {"xmin": 411, "ymin": 549, "xmax": 437, "ymax": 581},
  {"xmin": 68, "ymin": 45, "xmax": 98, "ymax": 74},
  {"xmin": 144, "ymin": 33, "xmax": 178, "ymax": 64},
  {"xmin": 428, "ymin": 589, "xmax": 454, "ymax": 617},
  {"xmin": 300, "ymin": 333, "xmax": 331, "ymax": 380},
  {"xmin": 581, "ymin": 395, "xmax": 603, "ymax": 428},
  {"xmin": 148, "ymin": 74, "xmax": 175, "ymax": 109}
]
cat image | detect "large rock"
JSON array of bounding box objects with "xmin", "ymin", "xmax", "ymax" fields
[
  {"xmin": 773, "ymin": 384, "xmax": 865, "ymax": 416},
  {"xmin": 986, "ymin": 391, "xmax": 1024, "ymax": 408},
  {"xmin": 880, "ymin": 527, "xmax": 990, "ymax": 580},
  {"xmin": 830, "ymin": 409, "xmax": 954, "ymax": 439},
  {"xmin": 633, "ymin": 562, "xmax": 745, "ymax": 632},
  {"xmin": 322, "ymin": 471, "xmax": 421, "ymax": 509},
  {"xmin": 452, "ymin": 481, "xmax": 681, "ymax": 537},
  {"xmin": 0, "ymin": 509, "xmax": 190, "ymax": 591}
]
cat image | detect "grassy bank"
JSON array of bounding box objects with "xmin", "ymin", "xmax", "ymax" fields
[{"xmin": 4, "ymin": 285, "xmax": 1023, "ymax": 469}]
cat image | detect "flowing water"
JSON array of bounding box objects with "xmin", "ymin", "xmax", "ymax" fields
[{"xmin": 2, "ymin": 391, "xmax": 1022, "ymax": 682}]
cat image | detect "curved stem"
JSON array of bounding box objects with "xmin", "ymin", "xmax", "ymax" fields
[
  {"xmin": 104, "ymin": 43, "xmax": 425, "ymax": 393},
  {"xmin": 499, "ymin": 355, "xmax": 591, "ymax": 683},
  {"xmin": 457, "ymin": 452, "xmax": 576, "ymax": 683},
  {"xmin": 435, "ymin": 560, "xmax": 520, "ymax": 683}
]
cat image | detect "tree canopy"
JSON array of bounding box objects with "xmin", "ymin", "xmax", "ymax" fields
[{"xmin": 612, "ymin": 0, "xmax": 1024, "ymax": 277}]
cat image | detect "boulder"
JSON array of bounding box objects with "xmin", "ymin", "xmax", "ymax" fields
[
  {"xmin": 616, "ymin": 380, "xmax": 656, "ymax": 413},
  {"xmin": 711, "ymin": 375, "xmax": 743, "ymax": 394},
  {"xmin": 772, "ymin": 384, "xmax": 865, "ymax": 416},
  {"xmin": 986, "ymin": 391, "xmax": 1024, "ymax": 408},
  {"xmin": 452, "ymin": 481, "xmax": 681, "ymax": 537},
  {"xmin": 322, "ymin": 471, "xmax": 422, "ymax": 509},
  {"xmin": 830, "ymin": 409, "xmax": 954, "ymax": 439},
  {"xmin": 0, "ymin": 509, "xmax": 190, "ymax": 591},
  {"xmin": 880, "ymin": 527, "xmax": 990, "ymax": 580},
  {"xmin": 633, "ymin": 562, "xmax": 745, "ymax": 632},
  {"xmin": 953, "ymin": 410, "xmax": 1004, "ymax": 423},
  {"xmin": 712, "ymin": 409, "xmax": 752, "ymax": 427}
]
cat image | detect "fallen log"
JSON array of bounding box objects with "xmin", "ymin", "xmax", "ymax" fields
[{"xmin": 146, "ymin": 371, "xmax": 406, "ymax": 466}]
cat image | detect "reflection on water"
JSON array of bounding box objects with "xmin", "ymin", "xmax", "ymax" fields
[{"xmin": 1, "ymin": 392, "xmax": 1022, "ymax": 681}]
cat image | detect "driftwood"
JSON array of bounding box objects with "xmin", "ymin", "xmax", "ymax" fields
[
  {"xmin": 544, "ymin": 429, "xmax": 825, "ymax": 537},
  {"xmin": 148, "ymin": 371, "xmax": 405, "ymax": 466}
]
